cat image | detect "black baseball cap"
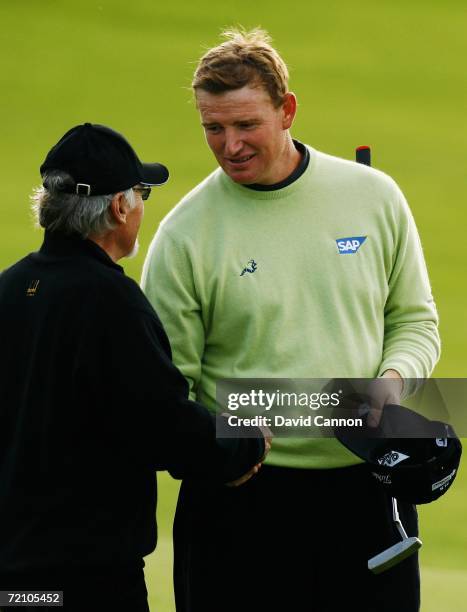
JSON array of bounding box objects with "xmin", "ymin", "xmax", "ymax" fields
[
  {"xmin": 40, "ymin": 123, "xmax": 169, "ymax": 196},
  {"xmin": 334, "ymin": 403, "xmax": 462, "ymax": 504}
]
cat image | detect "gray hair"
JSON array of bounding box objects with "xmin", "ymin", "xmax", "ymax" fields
[{"xmin": 31, "ymin": 171, "xmax": 136, "ymax": 239}]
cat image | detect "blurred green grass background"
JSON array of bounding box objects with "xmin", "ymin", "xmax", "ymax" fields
[{"xmin": 0, "ymin": 1, "xmax": 465, "ymax": 610}]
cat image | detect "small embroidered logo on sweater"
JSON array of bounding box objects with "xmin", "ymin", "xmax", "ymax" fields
[
  {"xmin": 240, "ymin": 260, "xmax": 258, "ymax": 276},
  {"xmin": 336, "ymin": 236, "xmax": 367, "ymax": 254},
  {"xmin": 26, "ymin": 280, "xmax": 40, "ymax": 296}
]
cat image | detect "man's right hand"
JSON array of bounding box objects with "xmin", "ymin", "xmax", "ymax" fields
[{"xmin": 225, "ymin": 426, "xmax": 272, "ymax": 487}]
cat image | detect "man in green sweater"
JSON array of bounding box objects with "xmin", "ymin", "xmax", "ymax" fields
[{"xmin": 142, "ymin": 28, "xmax": 440, "ymax": 612}]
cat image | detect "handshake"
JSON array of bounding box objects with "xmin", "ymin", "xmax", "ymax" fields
[
  {"xmin": 225, "ymin": 422, "xmax": 273, "ymax": 488},
  {"xmin": 222, "ymin": 370, "xmax": 404, "ymax": 487}
]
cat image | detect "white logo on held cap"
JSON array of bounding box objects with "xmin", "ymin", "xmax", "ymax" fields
[
  {"xmin": 372, "ymin": 472, "xmax": 392, "ymax": 485},
  {"xmin": 377, "ymin": 451, "xmax": 410, "ymax": 467},
  {"xmin": 432, "ymin": 469, "xmax": 456, "ymax": 491}
]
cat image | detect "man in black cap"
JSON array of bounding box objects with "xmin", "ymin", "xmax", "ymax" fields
[{"xmin": 0, "ymin": 123, "xmax": 269, "ymax": 612}]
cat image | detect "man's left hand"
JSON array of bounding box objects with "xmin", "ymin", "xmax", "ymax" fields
[{"xmin": 367, "ymin": 370, "xmax": 404, "ymax": 428}]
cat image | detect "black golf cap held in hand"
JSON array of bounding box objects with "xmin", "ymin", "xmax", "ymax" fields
[
  {"xmin": 40, "ymin": 123, "xmax": 169, "ymax": 196},
  {"xmin": 334, "ymin": 403, "xmax": 462, "ymax": 504}
]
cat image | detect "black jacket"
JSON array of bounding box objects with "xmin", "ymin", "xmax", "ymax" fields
[{"xmin": 0, "ymin": 231, "xmax": 264, "ymax": 573}]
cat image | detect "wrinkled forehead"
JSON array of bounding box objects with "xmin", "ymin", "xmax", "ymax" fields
[{"xmin": 197, "ymin": 85, "xmax": 277, "ymax": 122}]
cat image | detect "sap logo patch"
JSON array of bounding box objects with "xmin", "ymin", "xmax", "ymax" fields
[{"xmin": 336, "ymin": 236, "xmax": 367, "ymax": 254}]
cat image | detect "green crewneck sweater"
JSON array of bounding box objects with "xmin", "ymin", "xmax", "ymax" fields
[{"xmin": 141, "ymin": 147, "xmax": 440, "ymax": 469}]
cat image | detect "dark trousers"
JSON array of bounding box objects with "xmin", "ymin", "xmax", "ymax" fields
[
  {"xmin": 0, "ymin": 563, "xmax": 149, "ymax": 612},
  {"xmin": 174, "ymin": 464, "xmax": 420, "ymax": 612}
]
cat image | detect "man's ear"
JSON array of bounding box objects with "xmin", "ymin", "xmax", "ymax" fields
[
  {"xmin": 281, "ymin": 92, "xmax": 297, "ymax": 130},
  {"xmin": 108, "ymin": 193, "xmax": 129, "ymax": 225}
]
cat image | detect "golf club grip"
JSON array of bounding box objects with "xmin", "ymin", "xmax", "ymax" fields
[{"xmin": 356, "ymin": 145, "xmax": 371, "ymax": 166}]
